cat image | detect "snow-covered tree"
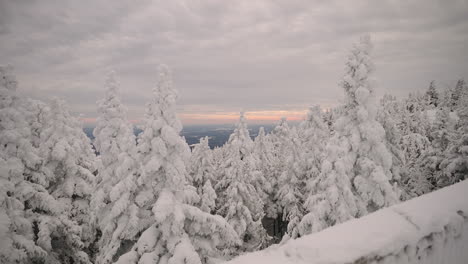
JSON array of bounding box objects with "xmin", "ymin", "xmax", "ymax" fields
[
  {"xmin": 91, "ymin": 72, "xmax": 143, "ymax": 264},
  {"xmin": 424, "ymin": 81, "xmax": 439, "ymax": 108},
  {"xmin": 275, "ymin": 124, "xmax": 306, "ymax": 239},
  {"xmin": 189, "ymin": 137, "xmax": 217, "ymax": 213},
  {"xmin": 0, "ymin": 65, "xmax": 48, "ymax": 263},
  {"xmin": 215, "ymin": 112, "xmax": 268, "ymax": 252},
  {"xmin": 410, "ymin": 106, "xmax": 458, "ymax": 193},
  {"xmin": 269, "ymin": 117, "xmax": 292, "ymax": 217},
  {"xmin": 0, "ymin": 65, "xmax": 95, "ymax": 263},
  {"xmin": 298, "ymin": 36, "xmax": 400, "ymax": 236},
  {"xmin": 253, "ymin": 127, "xmax": 276, "ymax": 218},
  {"xmin": 401, "ymin": 92, "xmax": 431, "ymax": 137},
  {"xmin": 38, "ymin": 97, "xmax": 97, "ymax": 263},
  {"xmin": 438, "ymin": 85, "xmax": 468, "ymax": 186},
  {"xmin": 296, "ymin": 106, "xmax": 331, "ymax": 237},
  {"xmin": 450, "ymin": 79, "xmax": 466, "ymax": 110},
  {"xmin": 377, "ymin": 95, "xmax": 406, "ymax": 194},
  {"xmin": 117, "ymin": 65, "xmax": 239, "ymax": 264},
  {"xmin": 299, "ymin": 106, "xmax": 329, "ymax": 187}
]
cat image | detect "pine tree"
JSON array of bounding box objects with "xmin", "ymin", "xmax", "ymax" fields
[
  {"xmin": 0, "ymin": 66, "xmax": 95, "ymax": 263},
  {"xmin": 0, "ymin": 65, "xmax": 49, "ymax": 263},
  {"xmin": 450, "ymin": 79, "xmax": 465, "ymax": 110},
  {"xmin": 298, "ymin": 36, "xmax": 400, "ymax": 236},
  {"xmin": 377, "ymin": 95, "xmax": 407, "ymax": 196},
  {"xmin": 117, "ymin": 65, "xmax": 239, "ymax": 264},
  {"xmin": 298, "ymin": 106, "xmax": 329, "ymax": 187},
  {"xmin": 188, "ymin": 137, "xmax": 217, "ymax": 213},
  {"xmin": 297, "ymin": 106, "xmax": 331, "ymax": 236},
  {"xmin": 91, "ymin": 72, "xmax": 143, "ymax": 264},
  {"xmin": 38, "ymin": 97, "xmax": 97, "ymax": 263},
  {"xmin": 253, "ymin": 127, "xmax": 276, "ymax": 218},
  {"xmin": 275, "ymin": 125, "xmax": 306, "ymax": 239},
  {"xmin": 424, "ymin": 81, "xmax": 439, "ymax": 108},
  {"xmin": 418, "ymin": 107, "xmax": 457, "ymax": 190},
  {"xmin": 269, "ymin": 117, "xmax": 292, "ymax": 203},
  {"xmin": 439, "ymin": 84, "xmax": 468, "ymax": 186},
  {"xmin": 215, "ymin": 112, "xmax": 268, "ymax": 252},
  {"xmin": 398, "ymin": 92, "xmax": 434, "ymax": 198}
]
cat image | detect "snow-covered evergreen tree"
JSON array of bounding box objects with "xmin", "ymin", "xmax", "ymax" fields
[
  {"xmin": 91, "ymin": 72, "xmax": 143, "ymax": 264},
  {"xmin": 215, "ymin": 112, "xmax": 268, "ymax": 252},
  {"xmin": 269, "ymin": 117, "xmax": 292, "ymax": 204},
  {"xmin": 377, "ymin": 95, "xmax": 407, "ymax": 196},
  {"xmin": 298, "ymin": 36, "xmax": 400, "ymax": 236},
  {"xmin": 0, "ymin": 65, "xmax": 48, "ymax": 263},
  {"xmin": 296, "ymin": 106, "xmax": 331, "ymax": 236},
  {"xmin": 253, "ymin": 127, "xmax": 276, "ymax": 218},
  {"xmin": 401, "ymin": 92, "xmax": 431, "ymax": 137},
  {"xmin": 188, "ymin": 137, "xmax": 217, "ymax": 213},
  {"xmin": 438, "ymin": 84, "xmax": 468, "ymax": 186},
  {"xmin": 275, "ymin": 124, "xmax": 306, "ymax": 239},
  {"xmin": 417, "ymin": 107, "xmax": 457, "ymax": 189},
  {"xmin": 450, "ymin": 79, "xmax": 466, "ymax": 110},
  {"xmin": 424, "ymin": 81, "xmax": 439, "ymax": 108},
  {"xmin": 117, "ymin": 65, "xmax": 239, "ymax": 264},
  {"xmin": 0, "ymin": 66, "xmax": 96, "ymax": 263},
  {"xmin": 38, "ymin": 97, "xmax": 97, "ymax": 263},
  {"xmin": 298, "ymin": 106, "xmax": 329, "ymax": 187}
]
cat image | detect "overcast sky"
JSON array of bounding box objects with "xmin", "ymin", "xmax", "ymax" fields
[{"xmin": 1, "ymin": 0, "xmax": 467, "ymax": 125}]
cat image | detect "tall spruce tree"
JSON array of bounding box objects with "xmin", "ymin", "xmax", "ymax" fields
[
  {"xmin": 188, "ymin": 137, "xmax": 217, "ymax": 213},
  {"xmin": 92, "ymin": 72, "xmax": 143, "ymax": 264},
  {"xmin": 0, "ymin": 66, "xmax": 96, "ymax": 263},
  {"xmin": 215, "ymin": 112, "xmax": 268, "ymax": 252},
  {"xmin": 298, "ymin": 36, "xmax": 400, "ymax": 236},
  {"xmin": 117, "ymin": 65, "xmax": 239, "ymax": 264}
]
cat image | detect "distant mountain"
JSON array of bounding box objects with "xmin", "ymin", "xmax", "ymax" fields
[{"xmin": 83, "ymin": 124, "xmax": 274, "ymax": 149}]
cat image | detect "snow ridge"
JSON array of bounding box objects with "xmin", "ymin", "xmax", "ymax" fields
[{"xmin": 226, "ymin": 180, "xmax": 468, "ymax": 264}]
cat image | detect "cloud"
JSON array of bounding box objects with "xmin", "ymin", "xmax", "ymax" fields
[{"xmin": 1, "ymin": 0, "xmax": 467, "ymax": 124}]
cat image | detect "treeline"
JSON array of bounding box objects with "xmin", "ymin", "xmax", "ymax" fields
[{"xmin": 0, "ymin": 36, "xmax": 467, "ymax": 264}]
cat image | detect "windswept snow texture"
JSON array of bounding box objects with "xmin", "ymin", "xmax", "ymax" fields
[{"xmin": 226, "ymin": 180, "xmax": 468, "ymax": 264}]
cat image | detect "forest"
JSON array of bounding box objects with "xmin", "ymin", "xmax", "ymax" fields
[{"xmin": 0, "ymin": 36, "xmax": 467, "ymax": 264}]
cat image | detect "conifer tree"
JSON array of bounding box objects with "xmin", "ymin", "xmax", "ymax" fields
[
  {"xmin": 117, "ymin": 65, "xmax": 239, "ymax": 264},
  {"xmin": 298, "ymin": 106, "xmax": 329, "ymax": 186},
  {"xmin": 450, "ymin": 79, "xmax": 466, "ymax": 110},
  {"xmin": 0, "ymin": 65, "xmax": 48, "ymax": 263},
  {"xmin": 424, "ymin": 81, "xmax": 439, "ymax": 108},
  {"xmin": 253, "ymin": 127, "xmax": 276, "ymax": 218},
  {"xmin": 189, "ymin": 137, "xmax": 217, "ymax": 213},
  {"xmin": 377, "ymin": 95, "xmax": 406, "ymax": 195},
  {"xmin": 419, "ymin": 107, "xmax": 457, "ymax": 190},
  {"xmin": 215, "ymin": 112, "xmax": 268, "ymax": 252},
  {"xmin": 275, "ymin": 125, "xmax": 306, "ymax": 239},
  {"xmin": 39, "ymin": 97, "xmax": 97, "ymax": 263},
  {"xmin": 439, "ymin": 84, "xmax": 468, "ymax": 186},
  {"xmin": 298, "ymin": 36, "xmax": 400, "ymax": 236},
  {"xmin": 0, "ymin": 66, "xmax": 96, "ymax": 263},
  {"xmin": 297, "ymin": 106, "xmax": 331, "ymax": 236},
  {"xmin": 91, "ymin": 72, "xmax": 143, "ymax": 264}
]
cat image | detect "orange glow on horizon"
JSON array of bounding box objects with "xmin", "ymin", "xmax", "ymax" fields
[
  {"xmin": 179, "ymin": 110, "xmax": 308, "ymax": 124},
  {"xmin": 81, "ymin": 110, "xmax": 310, "ymax": 125}
]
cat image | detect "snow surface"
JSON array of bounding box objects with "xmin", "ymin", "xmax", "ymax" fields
[{"xmin": 226, "ymin": 180, "xmax": 468, "ymax": 264}]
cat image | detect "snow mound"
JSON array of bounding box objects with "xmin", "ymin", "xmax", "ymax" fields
[{"xmin": 226, "ymin": 180, "xmax": 468, "ymax": 264}]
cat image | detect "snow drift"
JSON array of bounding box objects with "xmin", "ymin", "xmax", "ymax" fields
[{"xmin": 226, "ymin": 180, "xmax": 468, "ymax": 264}]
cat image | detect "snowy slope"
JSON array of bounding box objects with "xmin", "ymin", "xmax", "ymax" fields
[{"xmin": 226, "ymin": 180, "xmax": 468, "ymax": 264}]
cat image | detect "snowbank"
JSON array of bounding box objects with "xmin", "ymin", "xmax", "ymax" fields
[{"xmin": 226, "ymin": 180, "xmax": 468, "ymax": 264}]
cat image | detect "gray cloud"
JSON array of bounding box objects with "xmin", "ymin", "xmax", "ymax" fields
[{"xmin": 1, "ymin": 0, "xmax": 467, "ymax": 123}]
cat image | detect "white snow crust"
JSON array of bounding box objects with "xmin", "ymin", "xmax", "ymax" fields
[{"xmin": 226, "ymin": 180, "xmax": 468, "ymax": 264}]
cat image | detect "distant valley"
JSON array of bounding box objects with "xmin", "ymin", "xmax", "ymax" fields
[{"xmin": 83, "ymin": 124, "xmax": 275, "ymax": 149}]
